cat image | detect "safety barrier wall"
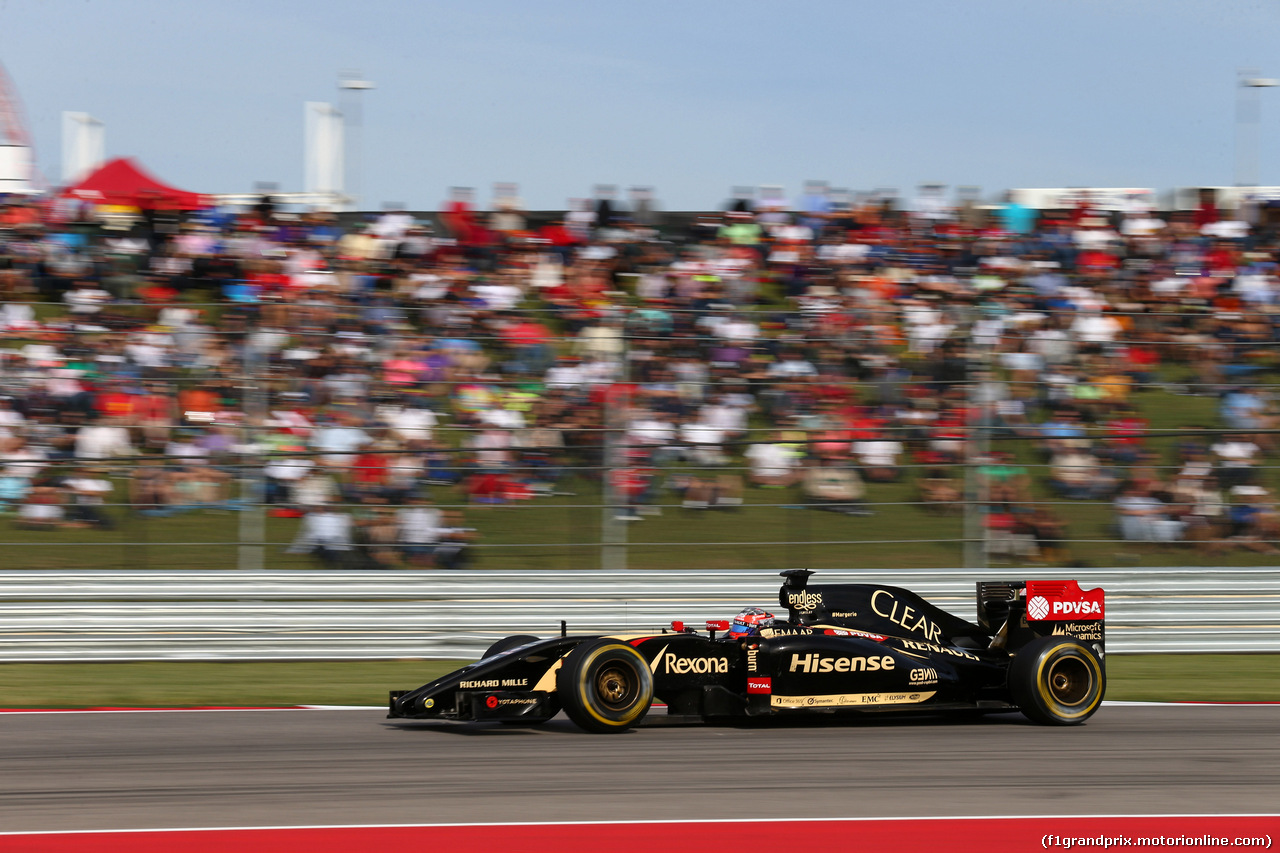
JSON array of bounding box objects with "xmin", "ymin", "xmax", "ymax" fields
[{"xmin": 1, "ymin": 567, "xmax": 1278, "ymax": 661}]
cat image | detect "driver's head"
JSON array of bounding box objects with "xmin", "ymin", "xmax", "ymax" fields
[{"xmin": 729, "ymin": 607, "xmax": 774, "ymax": 639}]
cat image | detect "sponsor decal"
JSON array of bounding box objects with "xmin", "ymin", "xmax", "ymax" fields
[
  {"xmin": 459, "ymin": 678, "xmax": 529, "ymax": 689},
  {"xmin": 870, "ymin": 590, "xmax": 944, "ymax": 643},
  {"xmin": 746, "ymin": 677, "xmax": 772, "ymax": 695},
  {"xmin": 822, "ymin": 629, "xmax": 887, "ymax": 641},
  {"xmin": 1052, "ymin": 622, "xmax": 1104, "ymax": 642},
  {"xmin": 830, "ymin": 611, "xmax": 859, "ymax": 618},
  {"xmin": 423, "ymin": 698, "xmax": 434, "ymax": 709},
  {"xmin": 758, "ymin": 627, "xmax": 815, "ymax": 638},
  {"xmin": 898, "ymin": 639, "xmax": 980, "ymax": 661},
  {"xmin": 649, "ymin": 645, "xmax": 729, "ymax": 675},
  {"xmin": 747, "ymin": 648, "xmax": 758, "ymax": 672},
  {"xmin": 908, "ymin": 667, "xmax": 939, "ymax": 686},
  {"xmin": 1053, "ymin": 600, "xmax": 1102, "ymax": 617},
  {"xmin": 485, "ymin": 696, "xmax": 499, "ymax": 709},
  {"xmin": 787, "ymin": 591, "xmax": 824, "ymax": 612},
  {"xmin": 771, "ymin": 691, "xmax": 936, "ymax": 708},
  {"xmin": 1025, "ymin": 581, "xmax": 1105, "ymax": 621},
  {"xmin": 789, "ymin": 653, "xmax": 895, "ymax": 673},
  {"xmin": 494, "ymin": 697, "xmax": 539, "ymax": 707}
]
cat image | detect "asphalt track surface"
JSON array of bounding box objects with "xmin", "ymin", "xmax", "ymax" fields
[{"xmin": 3, "ymin": 704, "xmax": 1279, "ymax": 833}]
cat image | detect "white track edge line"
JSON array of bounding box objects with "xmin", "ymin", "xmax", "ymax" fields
[{"xmin": 4, "ymin": 814, "xmax": 1279, "ymax": 837}]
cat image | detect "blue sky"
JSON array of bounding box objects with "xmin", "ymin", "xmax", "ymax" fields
[{"xmin": 3, "ymin": 0, "xmax": 1280, "ymax": 209}]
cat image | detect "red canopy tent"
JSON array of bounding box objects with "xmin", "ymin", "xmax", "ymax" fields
[{"xmin": 62, "ymin": 157, "xmax": 210, "ymax": 210}]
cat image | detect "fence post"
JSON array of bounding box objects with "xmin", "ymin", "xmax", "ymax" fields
[
  {"xmin": 237, "ymin": 344, "xmax": 267, "ymax": 571},
  {"xmin": 600, "ymin": 325, "xmax": 628, "ymax": 571},
  {"xmin": 963, "ymin": 305, "xmax": 991, "ymax": 570}
]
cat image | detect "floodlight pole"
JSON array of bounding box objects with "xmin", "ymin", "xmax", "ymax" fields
[
  {"xmin": 339, "ymin": 74, "xmax": 374, "ymax": 211},
  {"xmin": 1236, "ymin": 70, "xmax": 1277, "ymax": 187}
]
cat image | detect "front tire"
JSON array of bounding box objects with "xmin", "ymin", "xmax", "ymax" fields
[
  {"xmin": 1009, "ymin": 635, "xmax": 1105, "ymax": 725},
  {"xmin": 557, "ymin": 639, "xmax": 653, "ymax": 733}
]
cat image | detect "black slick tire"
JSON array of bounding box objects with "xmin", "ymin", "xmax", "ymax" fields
[
  {"xmin": 556, "ymin": 639, "xmax": 653, "ymax": 733},
  {"xmin": 1009, "ymin": 635, "xmax": 1105, "ymax": 725}
]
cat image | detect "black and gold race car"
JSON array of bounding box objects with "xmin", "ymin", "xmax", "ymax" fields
[{"xmin": 388, "ymin": 570, "xmax": 1106, "ymax": 732}]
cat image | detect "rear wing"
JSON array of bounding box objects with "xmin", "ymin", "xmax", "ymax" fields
[{"xmin": 977, "ymin": 579, "xmax": 1105, "ymax": 656}]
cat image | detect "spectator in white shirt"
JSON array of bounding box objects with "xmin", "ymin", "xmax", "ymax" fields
[
  {"xmin": 627, "ymin": 409, "xmax": 678, "ymax": 462},
  {"xmin": 292, "ymin": 471, "xmax": 338, "ymax": 509},
  {"xmin": 311, "ymin": 411, "xmax": 371, "ymax": 471},
  {"xmin": 397, "ymin": 495, "xmax": 444, "ymax": 567},
  {"xmin": 766, "ymin": 350, "xmax": 818, "ymax": 380},
  {"xmin": 377, "ymin": 400, "xmax": 438, "ymax": 447},
  {"xmin": 64, "ymin": 280, "xmax": 111, "ymax": 316},
  {"xmin": 0, "ymin": 398, "xmax": 26, "ymax": 431},
  {"xmin": 263, "ymin": 449, "xmax": 314, "ymax": 507},
  {"xmin": 75, "ymin": 418, "xmax": 134, "ymax": 460},
  {"xmin": 1070, "ymin": 308, "xmax": 1122, "ymax": 346},
  {"xmin": 62, "ymin": 466, "xmax": 114, "ymax": 529},
  {"xmin": 745, "ymin": 436, "xmax": 802, "ymax": 487},
  {"xmin": 0, "ymin": 435, "xmax": 46, "ymax": 482},
  {"xmin": 678, "ymin": 415, "xmax": 728, "ymax": 466},
  {"xmin": 286, "ymin": 508, "xmax": 355, "ymax": 568},
  {"xmin": 698, "ymin": 395, "xmax": 748, "ymax": 442},
  {"xmin": 854, "ymin": 436, "xmax": 904, "ymax": 483},
  {"xmin": 1212, "ymin": 436, "xmax": 1261, "ymax": 489}
]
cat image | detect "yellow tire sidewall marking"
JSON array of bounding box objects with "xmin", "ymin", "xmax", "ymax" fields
[
  {"xmin": 1035, "ymin": 642, "xmax": 1102, "ymax": 720},
  {"xmin": 578, "ymin": 644, "xmax": 649, "ymax": 727}
]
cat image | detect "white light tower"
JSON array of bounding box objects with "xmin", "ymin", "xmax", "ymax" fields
[
  {"xmin": 61, "ymin": 111, "xmax": 105, "ymax": 184},
  {"xmin": 1236, "ymin": 70, "xmax": 1277, "ymax": 187},
  {"xmin": 339, "ymin": 72, "xmax": 374, "ymax": 211},
  {"xmin": 304, "ymin": 101, "xmax": 344, "ymax": 205}
]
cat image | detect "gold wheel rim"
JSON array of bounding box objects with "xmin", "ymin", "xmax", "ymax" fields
[
  {"xmin": 1046, "ymin": 655, "xmax": 1094, "ymax": 707},
  {"xmin": 596, "ymin": 665, "xmax": 633, "ymax": 708}
]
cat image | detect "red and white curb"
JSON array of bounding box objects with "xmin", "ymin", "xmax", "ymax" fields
[{"xmin": 2, "ymin": 815, "xmax": 1277, "ymax": 853}]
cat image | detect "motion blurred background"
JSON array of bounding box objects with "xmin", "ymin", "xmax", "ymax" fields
[{"xmin": 1, "ymin": 0, "xmax": 1280, "ymax": 663}]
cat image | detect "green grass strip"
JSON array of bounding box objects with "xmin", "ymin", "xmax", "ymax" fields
[
  {"xmin": 0, "ymin": 661, "xmax": 460, "ymax": 709},
  {"xmin": 2, "ymin": 655, "xmax": 1278, "ymax": 709}
]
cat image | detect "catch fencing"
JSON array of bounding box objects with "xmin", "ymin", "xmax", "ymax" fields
[{"xmin": 1, "ymin": 567, "xmax": 1278, "ymax": 661}]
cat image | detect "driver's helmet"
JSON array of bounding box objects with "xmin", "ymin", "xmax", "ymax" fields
[{"xmin": 730, "ymin": 607, "xmax": 775, "ymax": 639}]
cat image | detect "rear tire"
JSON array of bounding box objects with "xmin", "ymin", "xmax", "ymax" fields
[
  {"xmin": 1009, "ymin": 635, "xmax": 1105, "ymax": 725},
  {"xmin": 557, "ymin": 639, "xmax": 653, "ymax": 733},
  {"xmin": 482, "ymin": 634, "xmax": 539, "ymax": 660}
]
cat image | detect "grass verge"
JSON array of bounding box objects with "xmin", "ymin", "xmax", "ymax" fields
[
  {"xmin": 2, "ymin": 654, "xmax": 1278, "ymax": 709},
  {"xmin": 0, "ymin": 661, "xmax": 461, "ymax": 709}
]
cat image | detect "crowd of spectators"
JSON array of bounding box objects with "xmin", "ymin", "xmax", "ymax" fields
[{"xmin": 3, "ymin": 184, "xmax": 1280, "ymax": 566}]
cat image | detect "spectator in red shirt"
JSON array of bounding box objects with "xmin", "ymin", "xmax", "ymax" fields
[{"xmin": 349, "ymin": 442, "xmax": 392, "ymax": 500}]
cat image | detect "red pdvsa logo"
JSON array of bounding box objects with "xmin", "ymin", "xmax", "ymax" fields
[
  {"xmin": 746, "ymin": 677, "xmax": 772, "ymax": 695},
  {"xmin": 822, "ymin": 629, "xmax": 887, "ymax": 641},
  {"xmin": 1025, "ymin": 580, "xmax": 1105, "ymax": 621}
]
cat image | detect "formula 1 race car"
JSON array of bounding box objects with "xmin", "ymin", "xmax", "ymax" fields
[{"xmin": 388, "ymin": 570, "xmax": 1106, "ymax": 732}]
